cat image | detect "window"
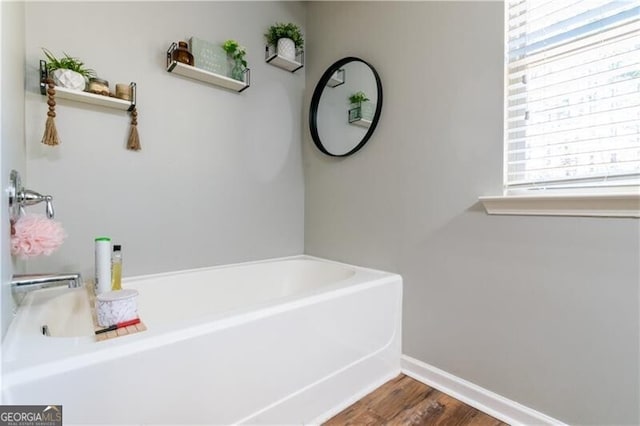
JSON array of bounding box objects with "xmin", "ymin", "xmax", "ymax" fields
[{"xmin": 505, "ymin": 0, "xmax": 640, "ymax": 194}]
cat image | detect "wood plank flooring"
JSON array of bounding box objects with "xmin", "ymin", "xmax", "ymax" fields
[{"xmin": 324, "ymin": 374, "xmax": 509, "ymax": 426}]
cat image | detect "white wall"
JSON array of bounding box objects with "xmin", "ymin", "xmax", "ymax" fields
[
  {"xmin": 1, "ymin": 0, "xmax": 26, "ymax": 400},
  {"xmin": 303, "ymin": 2, "xmax": 639, "ymax": 425},
  {"xmin": 24, "ymin": 2, "xmax": 305, "ymax": 278},
  {"xmin": 1, "ymin": 1, "xmax": 26, "ymax": 339}
]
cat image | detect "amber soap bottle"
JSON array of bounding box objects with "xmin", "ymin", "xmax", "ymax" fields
[{"xmin": 111, "ymin": 244, "xmax": 123, "ymax": 291}]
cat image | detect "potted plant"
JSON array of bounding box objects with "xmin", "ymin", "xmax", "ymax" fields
[
  {"xmin": 42, "ymin": 48, "xmax": 95, "ymax": 91},
  {"xmin": 348, "ymin": 91, "xmax": 370, "ymax": 122},
  {"xmin": 222, "ymin": 40, "xmax": 248, "ymax": 82},
  {"xmin": 264, "ymin": 22, "xmax": 304, "ymax": 61},
  {"xmin": 349, "ymin": 91, "xmax": 370, "ymax": 107}
]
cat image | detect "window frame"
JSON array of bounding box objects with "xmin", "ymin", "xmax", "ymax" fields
[{"xmin": 480, "ymin": 0, "xmax": 639, "ymax": 218}]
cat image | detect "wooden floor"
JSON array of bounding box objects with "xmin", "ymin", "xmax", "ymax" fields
[{"xmin": 324, "ymin": 374, "xmax": 509, "ymax": 426}]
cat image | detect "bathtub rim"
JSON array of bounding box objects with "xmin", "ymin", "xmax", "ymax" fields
[{"xmin": 2, "ymin": 254, "xmax": 402, "ymax": 389}]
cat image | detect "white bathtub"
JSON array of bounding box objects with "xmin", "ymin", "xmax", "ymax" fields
[{"xmin": 2, "ymin": 255, "xmax": 402, "ymax": 424}]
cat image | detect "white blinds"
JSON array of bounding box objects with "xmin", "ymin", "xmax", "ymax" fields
[{"xmin": 505, "ymin": 0, "xmax": 640, "ymax": 191}]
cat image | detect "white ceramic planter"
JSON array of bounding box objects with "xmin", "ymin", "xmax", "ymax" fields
[
  {"xmin": 277, "ymin": 38, "xmax": 296, "ymax": 60},
  {"xmin": 51, "ymin": 69, "xmax": 86, "ymax": 91}
]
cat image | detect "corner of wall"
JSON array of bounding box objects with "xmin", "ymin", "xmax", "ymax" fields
[{"xmin": 1, "ymin": 0, "xmax": 26, "ymax": 344}]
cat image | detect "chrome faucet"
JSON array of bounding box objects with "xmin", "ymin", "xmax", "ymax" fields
[{"xmin": 11, "ymin": 273, "xmax": 83, "ymax": 293}]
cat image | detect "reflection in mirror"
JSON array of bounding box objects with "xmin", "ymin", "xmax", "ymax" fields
[
  {"xmin": 309, "ymin": 57, "xmax": 383, "ymax": 157},
  {"xmin": 326, "ymin": 69, "xmax": 345, "ymax": 88}
]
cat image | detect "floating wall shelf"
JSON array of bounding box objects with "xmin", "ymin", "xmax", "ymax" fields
[
  {"xmin": 350, "ymin": 118, "xmax": 372, "ymax": 128},
  {"xmin": 166, "ymin": 43, "xmax": 250, "ymax": 93},
  {"xmin": 265, "ymin": 45, "xmax": 304, "ymax": 73},
  {"xmin": 39, "ymin": 61, "xmax": 136, "ymax": 111},
  {"xmin": 42, "ymin": 86, "xmax": 134, "ymax": 111},
  {"xmin": 327, "ymin": 69, "xmax": 345, "ymax": 88}
]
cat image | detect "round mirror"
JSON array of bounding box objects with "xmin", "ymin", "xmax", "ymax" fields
[{"xmin": 309, "ymin": 57, "xmax": 383, "ymax": 157}]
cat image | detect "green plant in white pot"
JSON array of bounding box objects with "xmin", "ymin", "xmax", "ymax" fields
[
  {"xmin": 264, "ymin": 22, "xmax": 304, "ymax": 61},
  {"xmin": 42, "ymin": 48, "xmax": 95, "ymax": 91}
]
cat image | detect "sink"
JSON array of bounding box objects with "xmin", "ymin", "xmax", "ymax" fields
[{"xmin": 24, "ymin": 286, "xmax": 94, "ymax": 337}]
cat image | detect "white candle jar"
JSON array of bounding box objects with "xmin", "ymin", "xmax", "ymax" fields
[{"xmin": 96, "ymin": 289, "xmax": 139, "ymax": 327}]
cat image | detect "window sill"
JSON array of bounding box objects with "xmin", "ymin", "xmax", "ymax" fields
[{"xmin": 478, "ymin": 193, "xmax": 640, "ymax": 218}]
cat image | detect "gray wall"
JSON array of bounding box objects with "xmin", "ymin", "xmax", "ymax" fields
[
  {"xmin": 303, "ymin": 2, "xmax": 639, "ymax": 425},
  {"xmin": 5, "ymin": 1, "xmax": 640, "ymax": 423},
  {"xmin": 1, "ymin": 1, "xmax": 26, "ymax": 342},
  {"xmin": 23, "ymin": 2, "xmax": 305, "ymax": 278}
]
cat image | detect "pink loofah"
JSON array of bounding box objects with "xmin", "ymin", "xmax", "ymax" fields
[{"xmin": 11, "ymin": 213, "xmax": 66, "ymax": 259}]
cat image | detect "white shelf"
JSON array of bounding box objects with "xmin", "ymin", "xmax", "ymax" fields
[
  {"xmin": 167, "ymin": 61, "xmax": 249, "ymax": 92},
  {"xmin": 350, "ymin": 118, "xmax": 372, "ymax": 128},
  {"xmin": 327, "ymin": 76, "xmax": 344, "ymax": 87},
  {"xmin": 478, "ymin": 192, "xmax": 640, "ymax": 218},
  {"xmin": 39, "ymin": 60, "xmax": 136, "ymax": 112},
  {"xmin": 51, "ymin": 86, "xmax": 133, "ymax": 111},
  {"xmin": 266, "ymin": 54, "xmax": 303, "ymax": 73},
  {"xmin": 327, "ymin": 69, "xmax": 345, "ymax": 87}
]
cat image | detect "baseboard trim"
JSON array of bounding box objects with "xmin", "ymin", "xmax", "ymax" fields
[{"xmin": 401, "ymin": 355, "xmax": 566, "ymax": 426}]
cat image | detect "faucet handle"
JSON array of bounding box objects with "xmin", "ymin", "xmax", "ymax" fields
[
  {"xmin": 8, "ymin": 170, "xmax": 56, "ymax": 220},
  {"xmin": 45, "ymin": 195, "xmax": 54, "ymax": 219},
  {"xmin": 20, "ymin": 189, "xmax": 55, "ymax": 219}
]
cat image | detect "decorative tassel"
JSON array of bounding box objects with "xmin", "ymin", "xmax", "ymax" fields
[
  {"xmin": 41, "ymin": 79, "xmax": 60, "ymax": 146},
  {"xmin": 127, "ymin": 107, "xmax": 141, "ymax": 151}
]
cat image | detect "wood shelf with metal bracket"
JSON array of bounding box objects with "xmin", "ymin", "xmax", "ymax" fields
[
  {"xmin": 265, "ymin": 45, "xmax": 304, "ymax": 73},
  {"xmin": 39, "ymin": 61, "xmax": 136, "ymax": 112},
  {"xmin": 327, "ymin": 69, "xmax": 345, "ymax": 87},
  {"xmin": 166, "ymin": 43, "xmax": 250, "ymax": 93},
  {"xmin": 350, "ymin": 118, "xmax": 372, "ymax": 128}
]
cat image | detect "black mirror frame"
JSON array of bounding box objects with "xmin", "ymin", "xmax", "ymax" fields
[{"xmin": 309, "ymin": 57, "xmax": 383, "ymax": 157}]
